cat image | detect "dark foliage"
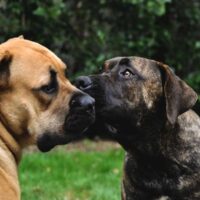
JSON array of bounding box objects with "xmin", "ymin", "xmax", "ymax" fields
[{"xmin": 0, "ymin": 0, "xmax": 199, "ymax": 98}]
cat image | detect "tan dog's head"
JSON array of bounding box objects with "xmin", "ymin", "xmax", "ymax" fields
[{"xmin": 0, "ymin": 37, "xmax": 95, "ymax": 152}]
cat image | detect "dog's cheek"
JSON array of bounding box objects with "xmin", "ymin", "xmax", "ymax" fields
[
  {"xmin": 0, "ymin": 96, "xmax": 30, "ymax": 136},
  {"xmin": 141, "ymin": 80, "xmax": 163, "ymax": 109},
  {"xmin": 34, "ymin": 87, "xmax": 71, "ymax": 137},
  {"xmin": 39, "ymin": 110, "xmax": 66, "ymax": 135}
]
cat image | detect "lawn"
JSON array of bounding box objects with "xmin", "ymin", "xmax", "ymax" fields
[{"xmin": 19, "ymin": 141, "xmax": 124, "ymax": 200}]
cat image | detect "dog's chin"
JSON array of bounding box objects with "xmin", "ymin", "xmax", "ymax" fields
[
  {"xmin": 37, "ymin": 115, "xmax": 95, "ymax": 152},
  {"xmin": 37, "ymin": 133, "xmax": 71, "ymax": 152}
]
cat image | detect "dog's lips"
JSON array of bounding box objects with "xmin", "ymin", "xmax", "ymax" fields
[
  {"xmin": 105, "ymin": 123, "xmax": 118, "ymax": 135},
  {"xmin": 64, "ymin": 109, "xmax": 95, "ymax": 135},
  {"xmin": 37, "ymin": 110, "xmax": 95, "ymax": 152}
]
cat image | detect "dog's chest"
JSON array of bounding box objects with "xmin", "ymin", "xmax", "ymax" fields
[{"xmin": 123, "ymin": 152, "xmax": 200, "ymax": 199}]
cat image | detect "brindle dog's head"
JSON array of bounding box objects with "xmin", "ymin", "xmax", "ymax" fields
[
  {"xmin": 75, "ymin": 57, "xmax": 197, "ymax": 144},
  {"xmin": 0, "ymin": 37, "xmax": 95, "ymax": 153}
]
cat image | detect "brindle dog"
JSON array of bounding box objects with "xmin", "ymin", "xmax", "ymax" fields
[{"xmin": 75, "ymin": 57, "xmax": 200, "ymax": 200}]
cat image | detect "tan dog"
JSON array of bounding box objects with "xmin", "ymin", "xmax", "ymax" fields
[{"xmin": 0, "ymin": 37, "xmax": 95, "ymax": 200}]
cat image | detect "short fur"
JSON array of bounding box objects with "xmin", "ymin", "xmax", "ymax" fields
[
  {"xmin": 0, "ymin": 37, "xmax": 94, "ymax": 199},
  {"xmin": 75, "ymin": 57, "xmax": 199, "ymax": 200}
]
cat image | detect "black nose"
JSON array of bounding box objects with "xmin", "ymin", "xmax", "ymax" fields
[
  {"xmin": 74, "ymin": 76, "xmax": 92, "ymax": 91},
  {"xmin": 70, "ymin": 93, "xmax": 95, "ymax": 112}
]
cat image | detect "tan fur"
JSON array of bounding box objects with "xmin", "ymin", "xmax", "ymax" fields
[{"xmin": 0, "ymin": 37, "xmax": 78, "ymax": 199}]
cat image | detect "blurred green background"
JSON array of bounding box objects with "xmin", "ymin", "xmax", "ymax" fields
[
  {"xmin": 0, "ymin": 0, "xmax": 199, "ymax": 95},
  {"xmin": 19, "ymin": 142, "xmax": 124, "ymax": 200}
]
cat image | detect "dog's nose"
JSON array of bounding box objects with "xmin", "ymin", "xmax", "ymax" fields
[
  {"xmin": 74, "ymin": 76, "xmax": 92, "ymax": 91},
  {"xmin": 70, "ymin": 93, "xmax": 95, "ymax": 112}
]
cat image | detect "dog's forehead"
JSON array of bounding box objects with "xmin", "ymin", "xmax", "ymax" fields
[
  {"xmin": 0, "ymin": 38, "xmax": 67, "ymax": 87},
  {"xmin": 0, "ymin": 37, "xmax": 66, "ymax": 71},
  {"xmin": 103, "ymin": 57, "xmax": 124, "ymax": 71},
  {"xmin": 131, "ymin": 57, "xmax": 159, "ymax": 77},
  {"xmin": 104, "ymin": 56, "xmax": 160, "ymax": 78}
]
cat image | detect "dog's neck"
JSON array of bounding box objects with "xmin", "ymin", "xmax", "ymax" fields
[
  {"xmin": 115, "ymin": 116, "xmax": 178, "ymax": 157},
  {"xmin": 0, "ymin": 121, "xmax": 22, "ymax": 164}
]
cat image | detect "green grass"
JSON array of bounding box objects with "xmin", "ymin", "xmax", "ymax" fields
[{"xmin": 19, "ymin": 146, "xmax": 124, "ymax": 200}]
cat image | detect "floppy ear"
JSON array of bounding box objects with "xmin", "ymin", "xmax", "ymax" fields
[
  {"xmin": 157, "ymin": 62, "xmax": 198, "ymax": 125},
  {"xmin": 0, "ymin": 51, "xmax": 12, "ymax": 89}
]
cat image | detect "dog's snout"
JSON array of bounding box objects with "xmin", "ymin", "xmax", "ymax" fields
[
  {"xmin": 79, "ymin": 95, "xmax": 95, "ymax": 111},
  {"xmin": 70, "ymin": 93, "xmax": 95, "ymax": 112},
  {"xmin": 75, "ymin": 76, "xmax": 92, "ymax": 91}
]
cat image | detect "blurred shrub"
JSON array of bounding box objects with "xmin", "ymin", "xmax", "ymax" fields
[{"xmin": 0, "ymin": 0, "xmax": 199, "ymax": 95}]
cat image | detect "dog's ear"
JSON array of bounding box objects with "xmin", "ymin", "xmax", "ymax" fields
[
  {"xmin": 0, "ymin": 51, "xmax": 12, "ymax": 89},
  {"xmin": 157, "ymin": 62, "xmax": 198, "ymax": 125}
]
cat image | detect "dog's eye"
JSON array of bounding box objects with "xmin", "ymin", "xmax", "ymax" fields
[
  {"xmin": 41, "ymin": 83, "xmax": 57, "ymax": 94},
  {"xmin": 121, "ymin": 69, "xmax": 135, "ymax": 79},
  {"xmin": 40, "ymin": 70, "xmax": 58, "ymax": 94},
  {"xmin": 35, "ymin": 70, "xmax": 58, "ymax": 95}
]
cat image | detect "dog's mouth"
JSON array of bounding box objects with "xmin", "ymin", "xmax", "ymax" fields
[
  {"xmin": 65, "ymin": 92, "xmax": 95, "ymax": 134},
  {"xmin": 37, "ymin": 112, "xmax": 95, "ymax": 152},
  {"xmin": 64, "ymin": 108, "xmax": 95, "ymax": 136},
  {"xmin": 37, "ymin": 95, "xmax": 95, "ymax": 152},
  {"xmin": 104, "ymin": 123, "xmax": 118, "ymax": 135}
]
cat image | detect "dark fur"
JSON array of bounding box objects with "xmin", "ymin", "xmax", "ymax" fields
[
  {"xmin": 0, "ymin": 51, "xmax": 12, "ymax": 89},
  {"xmin": 75, "ymin": 57, "xmax": 200, "ymax": 200}
]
